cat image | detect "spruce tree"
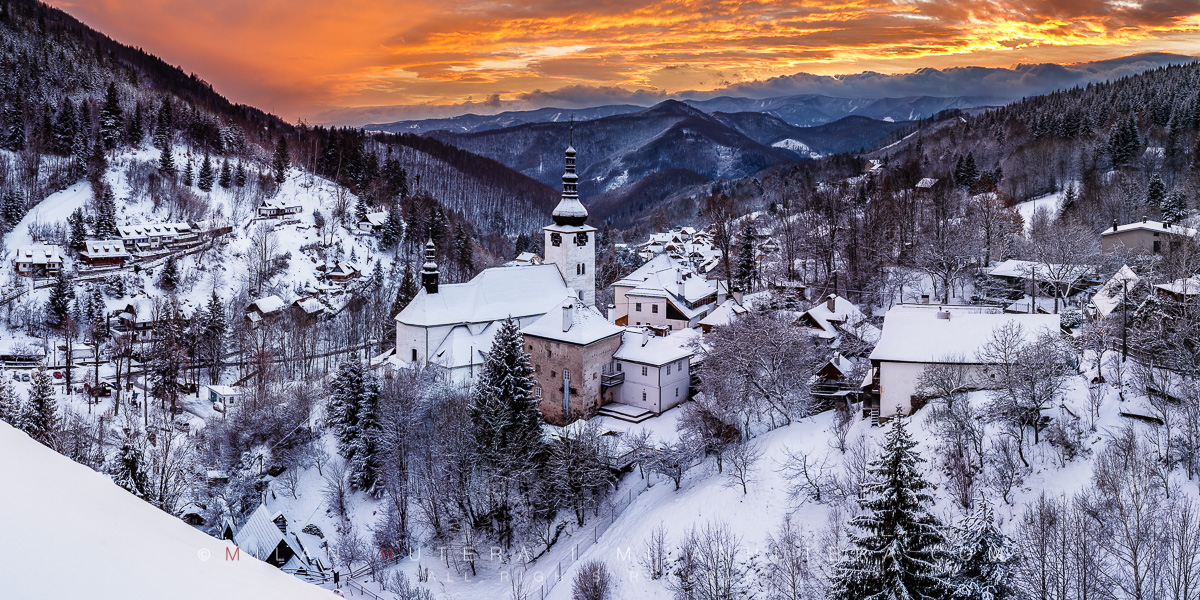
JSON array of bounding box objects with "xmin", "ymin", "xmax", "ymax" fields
[
  {"xmin": 734, "ymin": 223, "xmax": 758, "ymax": 292},
  {"xmin": 218, "ymin": 159, "xmax": 231, "ymax": 188},
  {"xmin": 198, "ymin": 153, "xmax": 214, "ymax": 191},
  {"xmin": 327, "ymin": 358, "xmax": 382, "ymax": 494},
  {"xmin": 94, "ymin": 187, "xmax": 118, "ymax": 239},
  {"xmin": 52, "ymin": 99, "xmax": 76, "ymax": 155},
  {"xmin": 830, "ymin": 416, "xmax": 947, "ymax": 600},
  {"xmin": 182, "ymin": 159, "xmax": 194, "ymax": 187},
  {"xmin": 158, "ymin": 145, "xmax": 176, "ymax": 176},
  {"xmin": 234, "ymin": 161, "xmax": 246, "ymax": 187},
  {"xmin": 470, "ymin": 317, "xmax": 542, "ymax": 468},
  {"xmin": 0, "ymin": 374, "xmax": 20, "ymax": 426},
  {"xmin": 109, "ymin": 443, "xmax": 150, "ymax": 499},
  {"xmin": 158, "ymin": 256, "xmax": 179, "ymax": 292},
  {"xmin": 390, "ymin": 262, "xmax": 417, "ymax": 320},
  {"xmin": 1162, "ymin": 189, "xmax": 1188, "ymax": 222},
  {"xmin": 1, "ymin": 189, "xmax": 20, "ymax": 227},
  {"xmin": 99, "ymin": 82, "xmax": 123, "ymax": 150},
  {"xmin": 20, "ymin": 368, "xmax": 57, "ymax": 447},
  {"xmin": 2, "ymin": 101, "xmax": 24, "ymax": 152},
  {"xmin": 945, "ymin": 499, "xmax": 1014, "ymax": 600},
  {"xmin": 1146, "ymin": 173, "xmax": 1167, "ymax": 208},
  {"xmin": 46, "ymin": 270, "xmax": 74, "ymax": 329},
  {"xmin": 68, "ymin": 208, "xmax": 87, "ymax": 252},
  {"xmin": 453, "ymin": 223, "xmax": 474, "ymax": 281},
  {"xmin": 125, "ymin": 101, "xmax": 144, "ymax": 146},
  {"xmin": 272, "ymin": 136, "xmax": 289, "ymax": 184},
  {"xmin": 153, "ymin": 98, "xmax": 172, "ymax": 150},
  {"xmin": 86, "ymin": 139, "xmax": 107, "ymax": 190},
  {"xmin": 380, "ymin": 204, "xmax": 403, "ymax": 249}
]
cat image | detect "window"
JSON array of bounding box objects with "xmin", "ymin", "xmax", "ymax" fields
[
  {"xmin": 666, "ymin": 364, "xmax": 671, "ymax": 375},
  {"xmin": 411, "ymin": 349, "xmax": 417, "ymax": 362},
  {"xmin": 563, "ymin": 369, "xmax": 571, "ymax": 381},
  {"xmin": 576, "ymin": 263, "xmax": 586, "ymax": 275},
  {"xmin": 635, "ymin": 303, "xmax": 642, "ymax": 312},
  {"xmin": 642, "ymin": 390, "xmax": 647, "ymax": 402},
  {"xmin": 641, "ymin": 366, "xmax": 648, "ymax": 376},
  {"xmin": 534, "ymin": 385, "xmax": 542, "ymax": 397},
  {"xmin": 675, "ymin": 388, "xmax": 679, "ymax": 397},
  {"xmin": 551, "ymin": 371, "xmax": 556, "ymax": 378},
  {"xmin": 651, "ymin": 304, "xmax": 659, "ymax": 314},
  {"xmin": 616, "ymin": 362, "xmax": 623, "ymax": 372}
]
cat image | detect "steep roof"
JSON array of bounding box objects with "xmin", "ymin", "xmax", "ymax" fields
[
  {"xmin": 1091, "ymin": 265, "xmax": 1140, "ymax": 318},
  {"xmin": 699, "ymin": 299, "xmax": 748, "ymax": 328},
  {"xmin": 799, "ymin": 295, "xmax": 879, "ymax": 343},
  {"xmin": 428, "ymin": 321, "xmax": 501, "ymax": 370},
  {"xmin": 82, "ymin": 240, "xmax": 129, "ymax": 258},
  {"xmin": 616, "ymin": 253, "xmax": 719, "ymax": 311},
  {"xmin": 249, "ymin": 295, "xmax": 285, "ymax": 315},
  {"xmin": 522, "ymin": 300, "xmax": 622, "ymax": 346},
  {"xmin": 233, "ymin": 504, "xmax": 306, "ymax": 565},
  {"xmin": 988, "ymin": 259, "xmax": 1095, "ymax": 284},
  {"xmin": 870, "ymin": 305, "xmax": 1059, "ymax": 363},
  {"xmin": 396, "ymin": 264, "xmax": 571, "ymax": 327}
]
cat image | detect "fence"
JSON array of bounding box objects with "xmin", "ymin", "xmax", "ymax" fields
[{"xmin": 527, "ymin": 474, "xmax": 652, "ymax": 600}]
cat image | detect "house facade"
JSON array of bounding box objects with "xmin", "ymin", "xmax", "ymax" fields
[
  {"xmin": 79, "ymin": 240, "xmax": 130, "ymax": 267},
  {"xmin": 865, "ymin": 305, "xmax": 1060, "ymax": 419},
  {"xmin": 523, "ymin": 301, "xmax": 624, "ymax": 425},
  {"xmin": 13, "ymin": 244, "xmax": 63, "ymax": 277},
  {"xmin": 1101, "ymin": 219, "xmax": 1196, "ymax": 254},
  {"xmin": 613, "ymin": 254, "xmax": 724, "ymax": 331}
]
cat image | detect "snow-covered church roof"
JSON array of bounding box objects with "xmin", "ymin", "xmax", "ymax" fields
[{"xmin": 396, "ymin": 264, "xmax": 571, "ymax": 327}]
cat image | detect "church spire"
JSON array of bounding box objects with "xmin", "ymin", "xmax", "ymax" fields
[
  {"xmin": 421, "ymin": 239, "xmax": 439, "ymax": 294},
  {"xmin": 551, "ymin": 121, "xmax": 588, "ymax": 227}
]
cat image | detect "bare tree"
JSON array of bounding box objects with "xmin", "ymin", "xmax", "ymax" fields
[
  {"xmin": 572, "ymin": 560, "xmax": 612, "ymax": 600},
  {"xmin": 764, "ymin": 514, "xmax": 825, "ymax": 600},
  {"xmin": 641, "ymin": 522, "xmax": 669, "ymax": 580},
  {"xmin": 723, "ymin": 440, "xmax": 762, "ymax": 495}
]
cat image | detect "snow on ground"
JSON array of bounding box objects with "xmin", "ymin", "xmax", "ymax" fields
[
  {"xmin": 1014, "ymin": 188, "xmax": 1071, "ymax": 232},
  {"xmin": 0, "ymin": 420, "xmax": 336, "ymax": 600}
]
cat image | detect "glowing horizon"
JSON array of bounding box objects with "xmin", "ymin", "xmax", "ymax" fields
[{"xmin": 47, "ymin": 0, "xmax": 1200, "ymax": 124}]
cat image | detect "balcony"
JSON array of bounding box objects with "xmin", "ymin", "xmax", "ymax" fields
[{"xmin": 601, "ymin": 371, "xmax": 625, "ymax": 388}]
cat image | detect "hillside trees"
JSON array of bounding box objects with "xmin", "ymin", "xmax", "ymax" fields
[{"xmin": 326, "ymin": 359, "xmax": 383, "ymax": 495}]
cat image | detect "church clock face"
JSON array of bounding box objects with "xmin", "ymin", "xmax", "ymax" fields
[
  {"xmin": 574, "ymin": 232, "xmax": 589, "ymax": 246},
  {"xmin": 550, "ymin": 232, "xmax": 562, "ymax": 247}
]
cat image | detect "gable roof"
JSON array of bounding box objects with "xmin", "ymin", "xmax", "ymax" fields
[
  {"xmin": 396, "ymin": 264, "xmax": 571, "ymax": 327},
  {"xmin": 1091, "ymin": 265, "xmax": 1140, "ymax": 318},
  {"xmin": 522, "ymin": 301, "xmax": 622, "ymax": 346},
  {"xmin": 699, "ymin": 299, "xmax": 748, "ymax": 328},
  {"xmin": 988, "ymin": 259, "xmax": 1095, "ymax": 284},
  {"xmin": 248, "ymin": 295, "xmax": 285, "ymax": 315},
  {"xmin": 870, "ymin": 305, "xmax": 1059, "ymax": 363},
  {"xmin": 232, "ymin": 504, "xmax": 306, "ymax": 564},
  {"xmin": 81, "ymin": 240, "xmax": 129, "ymax": 258},
  {"xmin": 799, "ymin": 295, "xmax": 878, "ymax": 343},
  {"xmin": 613, "ymin": 329, "xmax": 693, "ymax": 365},
  {"xmin": 14, "ymin": 244, "xmax": 62, "ymax": 264}
]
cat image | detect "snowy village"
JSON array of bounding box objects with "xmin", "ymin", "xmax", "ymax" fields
[{"xmin": 8, "ymin": 2, "xmax": 1200, "ymax": 600}]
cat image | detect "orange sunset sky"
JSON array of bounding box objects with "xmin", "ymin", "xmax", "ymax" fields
[{"xmin": 45, "ymin": 0, "xmax": 1200, "ymax": 124}]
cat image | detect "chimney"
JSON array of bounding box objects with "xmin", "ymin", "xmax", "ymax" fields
[
  {"xmin": 921, "ymin": 293, "xmax": 930, "ymax": 304},
  {"xmin": 562, "ymin": 301, "xmax": 574, "ymax": 332},
  {"xmin": 676, "ymin": 270, "xmax": 684, "ymax": 298},
  {"xmin": 1112, "ymin": 219, "xmax": 1119, "ymax": 232},
  {"xmin": 607, "ymin": 303, "xmax": 616, "ymax": 323},
  {"xmin": 826, "ymin": 294, "xmax": 837, "ymax": 312},
  {"xmin": 1143, "ymin": 215, "xmax": 1148, "ymax": 224},
  {"xmin": 420, "ymin": 239, "xmax": 439, "ymax": 294},
  {"xmin": 641, "ymin": 327, "xmax": 649, "ymax": 347},
  {"xmin": 832, "ymin": 352, "xmax": 840, "ymax": 366},
  {"xmin": 733, "ymin": 289, "xmax": 744, "ymax": 305}
]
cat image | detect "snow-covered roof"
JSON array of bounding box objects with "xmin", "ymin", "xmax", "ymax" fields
[
  {"xmin": 259, "ymin": 198, "xmax": 298, "ymax": 210},
  {"xmin": 1157, "ymin": 276, "xmax": 1200, "ymax": 297},
  {"xmin": 616, "ymin": 254, "xmax": 720, "ymax": 315},
  {"xmin": 117, "ymin": 223, "xmax": 191, "ymax": 238},
  {"xmin": 293, "ymin": 298, "xmax": 324, "ymax": 314},
  {"xmin": 205, "ymin": 385, "xmax": 242, "ymax": 397},
  {"xmin": 1102, "ymin": 219, "xmax": 1197, "ymax": 237},
  {"xmin": 1004, "ymin": 296, "xmax": 1059, "ymax": 314},
  {"xmin": 0, "ymin": 421, "xmax": 332, "ymax": 600},
  {"xmin": 396, "ymin": 264, "xmax": 571, "ymax": 327},
  {"xmin": 81, "ymin": 240, "xmax": 129, "ymax": 258},
  {"xmin": 233, "ymin": 504, "xmax": 306, "ymax": 565},
  {"xmin": 429, "ymin": 321, "xmax": 500, "ymax": 370},
  {"xmin": 989, "ymin": 259, "xmax": 1095, "ymax": 283},
  {"xmin": 799, "ymin": 295, "xmax": 880, "ymax": 344},
  {"xmin": 360, "ymin": 211, "xmax": 387, "ymax": 227},
  {"xmin": 614, "ymin": 329, "xmax": 693, "ymax": 365},
  {"xmin": 522, "ymin": 300, "xmax": 622, "ymax": 345},
  {"xmin": 915, "ymin": 177, "xmax": 939, "ymax": 189},
  {"xmin": 1091, "ymin": 265, "xmax": 1140, "ymax": 318},
  {"xmin": 13, "ymin": 244, "xmax": 62, "ymax": 264},
  {"xmin": 248, "ymin": 295, "xmax": 285, "ymax": 315},
  {"xmin": 870, "ymin": 305, "xmax": 1060, "ymax": 363},
  {"xmin": 699, "ymin": 299, "xmax": 748, "ymax": 328}
]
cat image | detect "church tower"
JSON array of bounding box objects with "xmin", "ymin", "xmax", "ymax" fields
[{"xmin": 544, "ymin": 128, "xmax": 596, "ymax": 306}]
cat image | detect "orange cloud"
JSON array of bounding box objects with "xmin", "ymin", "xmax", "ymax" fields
[{"xmin": 46, "ymin": 0, "xmax": 1200, "ymax": 123}]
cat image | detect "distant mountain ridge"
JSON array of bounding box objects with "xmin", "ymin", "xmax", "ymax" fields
[{"xmin": 365, "ymin": 94, "xmax": 999, "ymax": 135}]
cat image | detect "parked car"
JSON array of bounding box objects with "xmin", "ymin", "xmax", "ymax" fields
[
  {"xmin": 52, "ymin": 371, "xmax": 63, "ymax": 379},
  {"xmin": 21, "ymin": 373, "xmax": 30, "ymax": 382}
]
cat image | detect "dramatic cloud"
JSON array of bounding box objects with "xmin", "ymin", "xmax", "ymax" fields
[{"xmin": 47, "ymin": 0, "xmax": 1200, "ymax": 124}]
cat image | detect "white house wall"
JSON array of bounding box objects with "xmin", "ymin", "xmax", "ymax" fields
[
  {"xmin": 615, "ymin": 358, "xmax": 690, "ymax": 413},
  {"xmin": 877, "ymin": 361, "xmax": 991, "ymax": 417}
]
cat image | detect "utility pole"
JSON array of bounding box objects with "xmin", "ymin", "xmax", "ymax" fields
[{"xmin": 1122, "ymin": 278, "xmax": 1128, "ymax": 362}]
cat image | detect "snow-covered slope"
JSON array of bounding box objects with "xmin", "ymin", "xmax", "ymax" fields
[{"xmin": 0, "ymin": 421, "xmax": 335, "ymax": 600}]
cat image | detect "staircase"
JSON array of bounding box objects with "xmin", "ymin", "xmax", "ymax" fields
[{"xmin": 597, "ymin": 402, "xmax": 655, "ymax": 423}]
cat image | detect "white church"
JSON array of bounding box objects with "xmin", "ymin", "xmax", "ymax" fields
[{"xmin": 391, "ymin": 139, "xmax": 695, "ymax": 424}]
